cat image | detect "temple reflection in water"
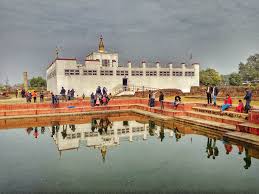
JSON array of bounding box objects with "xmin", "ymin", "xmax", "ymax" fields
[
  {"xmin": 19, "ymin": 113, "xmax": 259, "ymax": 170},
  {"xmin": 49, "ymin": 118, "xmax": 175, "ymax": 161}
]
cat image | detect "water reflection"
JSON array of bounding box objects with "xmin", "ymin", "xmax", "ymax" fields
[{"xmin": 23, "ymin": 118, "xmax": 258, "ymax": 169}]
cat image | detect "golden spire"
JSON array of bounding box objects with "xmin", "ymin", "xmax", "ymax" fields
[{"xmin": 98, "ymin": 35, "xmax": 105, "ymax": 53}]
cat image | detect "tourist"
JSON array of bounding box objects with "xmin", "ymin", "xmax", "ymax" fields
[
  {"xmin": 206, "ymin": 138, "xmax": 213, "ymax": 159},
  {"xmin": 243, "ymin": 147, "xmax": 251, "ymax": 169},
  {"xmin": 102, "ymin": 87, "xmax": 107, "ymax": 96},
  {"xmin": 26, "ymin": 92, "xmax": 32, "ymax": 103},
  {"xmin": 90, "ymin": 92, "xmax": 95, "ymax": 107},
  {"xmin": 173, "ymin": 95, "xmax": 181, "ymax": 109},
  {"xmin": 160, "ymin": 125, "xmax": 165, "ymax": 142},
  {"xmin": 149, "ymin": 91, "xmax": 155, "ymax": 107},
  {"xmin": 33, "ymin": 127, "xmax": 39, "ymax": 139},
  {"xmin": 67, "ymin": 90, "xmax": 71, "ymax": 101},
  {"xmin": 51, "ymin": 93, "xmax": 55, "ymax": 105},
  {"xmin": 41, "ymin": 127, "xmax": 45, "ymax": 134},
  {"xmin": 148, "ymin": 90, "xmax": 152, "ymax": 106},
  {"xmin": 237, "ymin": 144, "xmax": 244, "ymax": 155},
  {"xmin": 60, "ymin": 87, "xmax": 66, "ymax": 100},
  {"xmin": 206, "ymin": 86, "xmax": 213, "ymax": 104},
  {"xmin": 96, "ymin": 86, "xmax": 101, "ymax": 95},
  {"xmin": 174, "ymin": 128, "xmax": 181, "ymax": 142},
  {"xmin": 244, "ymin": 88, "xmax": 252, "ymax": 113},
  {"xmin": 224, "ymin": 141, "xmax": 233, "ymax": 155},
  {"xmin": 212, "ymin": 85, "xmax": 219, "ymax": 106},
  {"xmin": 40, "ymin": 91, "xmax": 44, "ymax": 102},
  {"xmin": 31, "ymin": 91, "xmax": 37, "ymax": 103},
  {"xmin": 236, "ymin": 100, "xmax": 244, "ymax": 113},
  {"xmin": 107, "ymin": 93, "xmax": 112, "ymax": 102},
  {"xmin": 159, "ymin": 91, "xmax": 164, "ymax": 110},
  {"xmin": 212, "ymin": 138, "xmax": 219, "ymax": 159},
  {"xmin": 102, "ymin": 95, "xmax": 107, "ymax": 105},
  {"xmin": 21, "ymin": 89, "xmax": 26, "ymax": 98},
  {"xmin": 70, "ymin": 88, "xmax": 75, "ymax": 99},
  {"xmin": 82, "ymin": 93, "xmax": 85, "ymax": 100},
  {"xmin": 221, "ymin": 94, "xmax": 232, "ymax": 112},
  {"xmin": 26, "ymin": 127, "xmax": 33, "ymax": 135},
  {"xmin": 15, "ymin": 89, "xmax": 18, "ymax": 98},
  {"xmin": 61, "ymin": 128, "xmax": 67, "ymax": 139},
  {"xmin": 55, "ymin": 95, "xmax": 59, "ymax": 104},
  {"xmin": 95, "ymin": 95, "xmax": 100, "ymax": 106}
]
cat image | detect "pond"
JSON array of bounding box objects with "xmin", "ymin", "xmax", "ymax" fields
[{"xmin": 0, "ymin": 113, "xmax": 258, "ymax": 193}]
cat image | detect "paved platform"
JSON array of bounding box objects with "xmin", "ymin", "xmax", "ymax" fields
[
  {"xmin": 174, "ymin": 115, "xmax": 236, "ymax": 132},
  {"xmin": 224, "ymin": 132, "xmax": 259, "ymax": 147}
]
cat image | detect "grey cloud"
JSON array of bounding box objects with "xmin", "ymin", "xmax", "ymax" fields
[{"xmin": 0, "ymin": 0, "xmax": 259, "ymax": 84}]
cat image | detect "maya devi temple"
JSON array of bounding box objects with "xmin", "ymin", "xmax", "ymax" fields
[{"xmin": 46, "ymin": 36, "xmax": 199, "ymax": 96}]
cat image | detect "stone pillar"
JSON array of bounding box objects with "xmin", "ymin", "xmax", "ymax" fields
[
  {"xmin": 143, "ymin": 124, "xmax": 147, "ymax": 140},
  {"xmin": 129, "ymin": 127, "xmax": 133, "ymax": 142},
  {"xmin": 23, "ymin": 72, "xmax": 28, "ymax": 91}
]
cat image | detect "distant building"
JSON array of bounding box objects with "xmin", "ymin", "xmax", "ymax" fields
[{"xmin": 46, "ymin": 36, "xmax": 199, "ymax": 96}]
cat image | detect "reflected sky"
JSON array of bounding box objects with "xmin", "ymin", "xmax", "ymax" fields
[{"xmin": 0, "ymin": 115, "xmax": 259, "ymax": 193}]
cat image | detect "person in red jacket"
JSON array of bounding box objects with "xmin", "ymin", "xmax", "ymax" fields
[{"xmin": 221, "ymin": 94, "xmax": 232, "ymax": 112}]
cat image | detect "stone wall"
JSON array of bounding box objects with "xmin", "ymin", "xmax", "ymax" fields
[
  {"xmin": 134, "ymin": 89, "xmax": 183, "ymax": 98},
  {"xmin": 189, "ymin": 86, "xmax": 259, "ymax": 97}
]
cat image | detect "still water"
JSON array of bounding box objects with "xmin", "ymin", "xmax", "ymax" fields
[{"xmin": 0, "ymin": 114, "xmax": 259, "ymax": 193}]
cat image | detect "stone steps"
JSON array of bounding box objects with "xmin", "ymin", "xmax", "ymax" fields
[
  {"xmin": 174, "ymin": 115, "xmax": 236, "ymax": 132},
  {"xmin": 224, "ymin": 132, "xmax": 259, "ymax": 147},
  {"xmin": 186, "ymin": 111, "xmax": 246, "ymax": 126},
  {"xmin": 236, "ymin": 122, "xmax": 259, "ymax": 136},
  {"xmin": 192, "ymin": 106, "xmax": 248, "ymax": 120}
]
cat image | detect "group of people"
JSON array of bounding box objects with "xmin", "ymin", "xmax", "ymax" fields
[
  {"xmin": 220, "ymin": 88, "xmax": 252, "ymax": 113},
  {"xmin": 90, "ymin": 86, "xmax": 111, "ymax": 107},
  {"xmin": 26, "ymin": 126, "xmax": 45, "ymax": 138},
  {"xmin": 205, "ymin": 86, "xmax": 252, "ymax": 113},
  {"xmin": 23, "ymin": 90, "xmax": 44, "ymax": 103},
  {"xmin": 206, "ymin": 86, "xmax": 219, "ymax": 105},
  {"xmin": 148, "ymin": 90, "xmax": 182, "ymax": 110},
  {"xmin": 91, "ymin": 118, "xmax": 113, "ymax": 134},
  {"xmin": 60, "ymin": 87, "xmax": 76, "ymax": 101}
]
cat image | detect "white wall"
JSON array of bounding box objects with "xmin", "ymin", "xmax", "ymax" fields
[{"xmin": 47, "ymin": 59, "xmax": 199, "ymax": 96}]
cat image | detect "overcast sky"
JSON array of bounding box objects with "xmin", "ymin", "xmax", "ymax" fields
[{"xmin": 1, "ymin": 0, "xmax": 259, "ymax": 84}]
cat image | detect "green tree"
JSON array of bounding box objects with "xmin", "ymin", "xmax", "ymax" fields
[
  {"xmin": 200, "ymin": 68, "xmax": 221, "ymax": 86},
  {"xmin": 228, "ymin": 73, "xmax": 242, "ymax": 86},
  {"xmin": 239, "ymin": 54, "xmax": 259, "ymax": 81},
  {"xmin": 29, "ymin": 77, "xmax": 46, "ymax": 88}
]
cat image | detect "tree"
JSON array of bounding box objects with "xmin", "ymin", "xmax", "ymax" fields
[
  {"xmin": 239, "ymin": 54, "xmax": 259, "ymax": 81},
  {"xmin": 228, "ymin": 73, "xmax": 242, "ymax": 86},
  {"xmin": 29, "ymin": 77, "xmax": 47, "ymax": 88},
  {"xmin": 200, "ymin": 68, "xmax": 221, "ymax": 86}
]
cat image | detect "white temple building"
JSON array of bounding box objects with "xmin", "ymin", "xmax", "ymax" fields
[{"xmin": 46, "ymin": 36, "xmax": 199, "ymax": 96}]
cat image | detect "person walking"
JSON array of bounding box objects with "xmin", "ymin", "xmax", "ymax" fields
[
  {"xmin": 40, "ymin": 91, "xmax": 44, "ymax": 103},
  {"xmin": 15, "ymin": 89, "xmax": 18, "ymax": 98},
  {"xmin": 212, "ymin": 86, "xmax": 219, "ymax": 106},
  {"xmin": 32, "ymin": 91, "xmax": 37, "ymax": 103},
  {"xmin": 206, "ymin": 86, "xmax": 213, "ymax": 104},
  {"xmin": 244, "ymin": 89, "xmax": 252, "ymax": 113},
  {"xmin": 159, "ymin": 91, "xmax": 164, "ymax": 110}
]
